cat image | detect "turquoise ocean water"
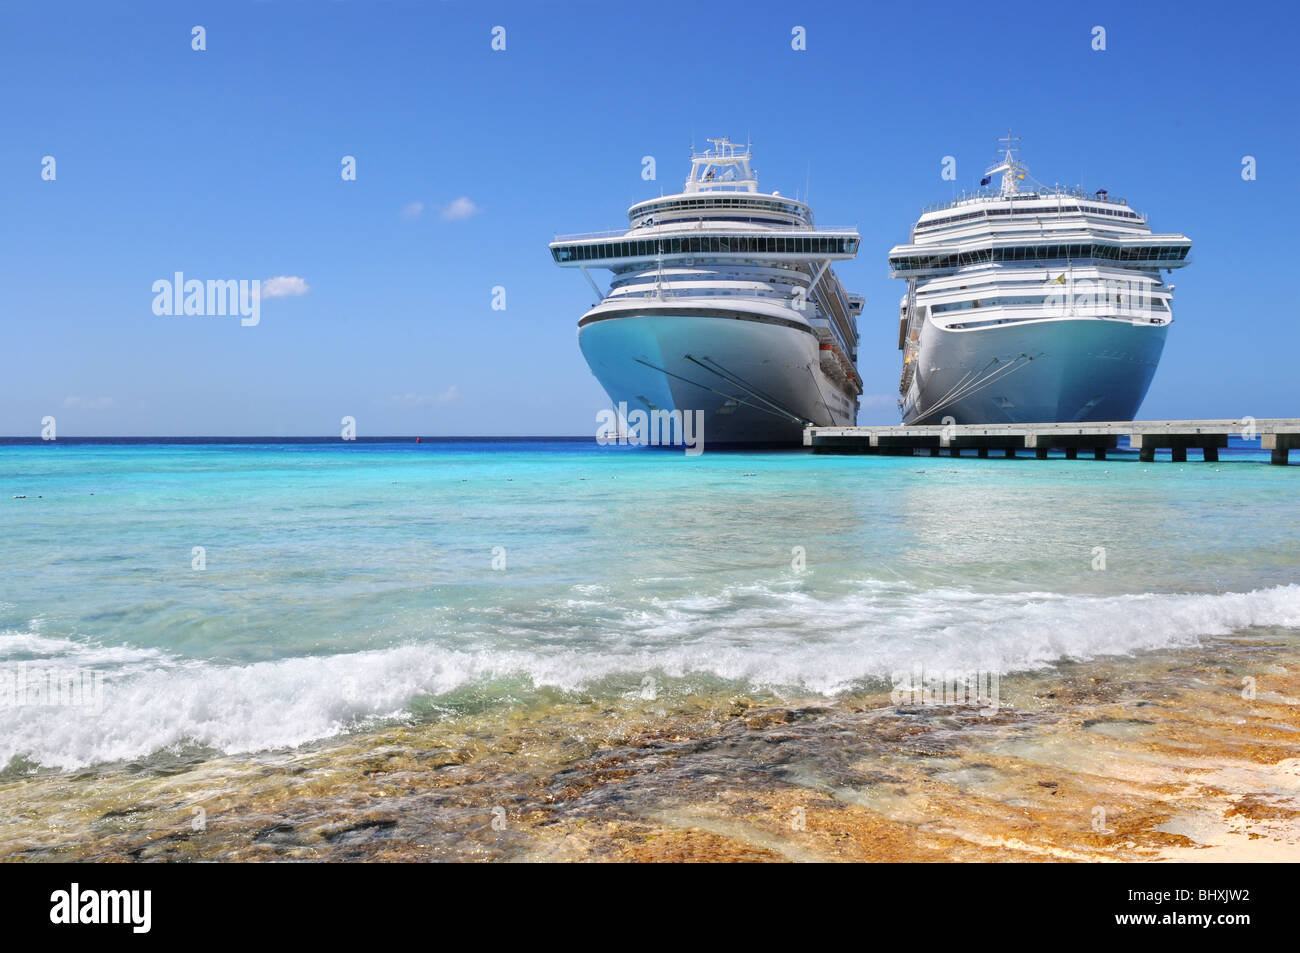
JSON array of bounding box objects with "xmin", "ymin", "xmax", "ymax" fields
[{"xmin": 2, "ymin": 439, "xmax": 1297, "ymax": 772}]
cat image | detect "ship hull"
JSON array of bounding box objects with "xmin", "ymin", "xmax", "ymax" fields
[
  {"xmin": 903, "ymin": 317, "xmax": 1168, "ymax": 425},
  {"xmin": 578, "ymin": 305, "xmax": 857, "ymax": 445}
]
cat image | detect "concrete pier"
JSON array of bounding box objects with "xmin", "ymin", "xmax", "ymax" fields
[
  {"xmin": 805, "ymin": 419, "xmax": 1299, "ymax": 464},
  {"xmin": 1263, "ymin": 431, "xmax": 1300, "ymax": 467}
]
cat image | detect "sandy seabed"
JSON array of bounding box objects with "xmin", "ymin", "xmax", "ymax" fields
[{"xmin": 2, "ymin": 629, "xmax": 1298, "ymax": 863}]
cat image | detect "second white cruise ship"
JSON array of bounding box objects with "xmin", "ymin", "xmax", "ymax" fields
[
  {"xmin": 550, "ymin": 138, "xmax": 863, "ymax": 445},
  {"xmin": 890, "ymin": 135, "xmax": 1192, "ymax": 425}
]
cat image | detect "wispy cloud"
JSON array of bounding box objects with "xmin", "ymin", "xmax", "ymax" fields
[
  {"xmin": 400, "ymin": 200, "xmax": 425, "ymax": 220},
  {"xmin": 64, "ymin": 396, "xmax": 114, "ymax": 410},
  {"xmin": 261, "ymin": 275, "xmax": 310, "ymax": 298},
  {"xmin": 390, "ymin": 386, "xmax": 462, "ymax": 407},
  {"xmin": 859, "ymin": 393, "xmax": 898, "ymax": 409},
  {"xmin": 440, "ymin": 197, "xmax": 480, "ymax": 221}
]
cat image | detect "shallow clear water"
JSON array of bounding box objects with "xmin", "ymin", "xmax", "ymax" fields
[{"xmin": 2, "ymin": 439, "xmax": 1298, "ymax": 771}]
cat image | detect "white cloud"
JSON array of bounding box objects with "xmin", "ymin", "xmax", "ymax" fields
[
  {"xmin": 391, "ymin": 386, "xmax": 462, "ymax": 407},
  {"xmin": 440, "ymin": 197, "xmax": 480, "ymax": 221},
  {"xmin": 400, "ymin": 201, "xmax": 425, "ymax": 220},
  {"xmin": 64, "ymin": 396, "xmax": 114, "ymax": 410},
  {"xmin": 261, "ymin": 275, "xmax": 310, "ymax": 299}
]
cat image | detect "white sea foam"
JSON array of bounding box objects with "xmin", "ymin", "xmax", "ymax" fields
[{"xmin": 3, "ymin": 583, "xmax": 1299, "ymax": 771}]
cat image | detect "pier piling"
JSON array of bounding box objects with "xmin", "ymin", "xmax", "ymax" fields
[{"xmin": 1263, "ymin": 433, "xmax": 1298, "ymax": 466}]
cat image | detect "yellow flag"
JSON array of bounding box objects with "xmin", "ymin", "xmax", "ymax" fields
[{"xmin": 1053, "ymin": 274, "xmax": 1066, "ymax": 284}]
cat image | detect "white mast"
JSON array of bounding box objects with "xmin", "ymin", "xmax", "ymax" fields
[
  {"xmin": 684, "ymin": 136, "xmax": 758, "ymax": 193},
  {"xmin": 983, "ymin": 129, "xmax": 1026, "ymax": 196}
]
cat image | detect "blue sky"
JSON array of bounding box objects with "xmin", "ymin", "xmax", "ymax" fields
[{"xmin": 1, "ymin": 0, "xmax": 1295, "ymax": 436}]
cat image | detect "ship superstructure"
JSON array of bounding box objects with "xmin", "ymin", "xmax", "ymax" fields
[
  {"xmin": 889, "ymin": 133, "xmax": 1192, "ymax": 424},
  {"xmin": 551, "ymin": 138, "xmax": 864, "ymax": 444}
]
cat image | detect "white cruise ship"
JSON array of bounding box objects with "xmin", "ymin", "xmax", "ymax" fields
[
  {"xmin": 889, "ymin": 135, "xmax": 1192, "ymax": 425},
  {"xmin": 550, "ymin": 138, "xmax": 863, "ymax": 445}
]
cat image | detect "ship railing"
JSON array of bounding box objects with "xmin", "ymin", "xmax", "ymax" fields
[
  {"xmin": 553, "ymin": 222, "xmax": 860, "ymax": 242},
  {"xmin": 919, "ymin": 187, "xmax": 1132, "ymax": 215}
]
